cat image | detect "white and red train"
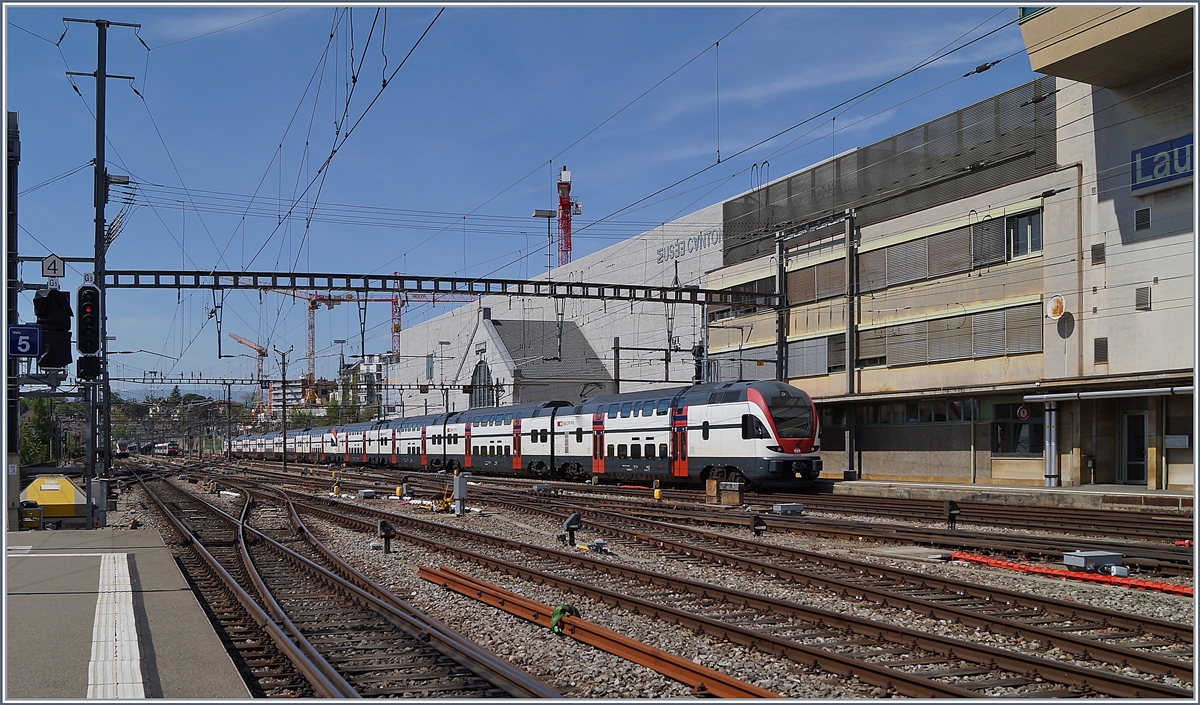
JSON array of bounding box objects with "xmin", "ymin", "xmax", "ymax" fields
[
  {"xmin": 230, "ymin": 380, "xmax": 822, "ymax": 488},
  {"xmin": 152, "ymin": 441, "xmax": 180, "ymax": 457}
]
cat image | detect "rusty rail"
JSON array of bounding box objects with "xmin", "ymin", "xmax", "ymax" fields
[{"xmin": 419, "ymin": 565, "xmax": 780, "ymax": 699}]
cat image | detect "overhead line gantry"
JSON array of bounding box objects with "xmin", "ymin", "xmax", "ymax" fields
[{"xmin": 102, "ymin": 269, "xmax": 772, "ymax": 306}]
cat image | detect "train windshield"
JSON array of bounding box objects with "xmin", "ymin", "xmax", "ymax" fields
[{"xmin": 766, "ymin": 389, "xmax": 813, "ymax": 438}]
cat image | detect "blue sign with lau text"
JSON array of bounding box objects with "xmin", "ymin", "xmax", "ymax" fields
[
  {"xmin": 1131, "ymin": 134, "xmax": 1193, "ymax": 192},
  {"xmin": 8, "ymin": 324, "xmax": 42, "ymax": 358}
]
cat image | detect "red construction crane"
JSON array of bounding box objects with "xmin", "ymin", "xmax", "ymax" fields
[{"xmin": 557, "ymin": 166, "xmax": 579, "ymax": 267}]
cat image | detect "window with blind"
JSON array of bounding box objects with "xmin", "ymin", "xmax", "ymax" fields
[{"xmin": 853, "ymin": 303, "xmax": 1041, "ymax": 370}]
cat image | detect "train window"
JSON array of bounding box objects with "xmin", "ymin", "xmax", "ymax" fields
[
  {"xmin": 645, "ymin": 443, "xmax": 655, "ymax": 458},
  {"xmin": 617, "ymin": 444, "xmax": 628, "ymax": 458},
  {"xmin": 608, "ymin": 404, "xmax": 619, "ymax": 419},
  {"xmin": 702, "ymin": 421, "xmax": 710, "ymax": 440},
  {"xmin": 642, "ymin": 402, "xmax": 655, "ymax": 417},
  {"xmin": 504, "ymin": 445, "xmax": 511, "ymax": 455},
  {"xmin": 656, "ymin": 399, "xmax": 671, "ymax": 415},
  {"xmin": 575, "ymin": 428, "xmax": 583, "ymax": 443},
  {"xmin": 596, "ymin": 405, "xmax": 605, "ymax": 417},
  {"xmin": 529, "ymin": 429, "xmax": 538, "ymax": 442},
  {"xmin": 607, "ymin": 444, "xmax": 615, "ymax": 458},
  {"xmin": 621, "ymin": 402, "xmax": 633, "ymax": 418},
  {"xmin": 505, "ymin": 413, "xmax": 513, "ymax": 424},
  {"xmin": 631, "ymin": 444, "xmax": 641, "ymax": 459},
  {"xmin": 632, "ymin": 401, "xmax": 642, "ymax": 416},
  {"xmin": 540, "ymin": 430, "xmax": 549, "ymax": 443},
  {"xmin": 741, "ymin": 414, "xmax": 769, "ymax": 439},
  {"xmin": 515, "ymin": 412, "xmax": 523, "ymax": 421}
]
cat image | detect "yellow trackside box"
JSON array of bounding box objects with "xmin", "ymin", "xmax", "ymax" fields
[{"xmin": 20, "ymin": 475, "xmax": 87, "ymax": 517}]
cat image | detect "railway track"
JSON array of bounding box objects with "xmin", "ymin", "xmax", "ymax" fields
[
  {"xmin": 137, "ymin": 474, "xmax": 559, "ymax": 698},
  {"xmin": 203, "ymin": 456, "xmax": 1192, "ymax": 540},
  {"xmin": 480, "ymin": 491, "xmax": 1193, "ymax": 682},
  {"xmin": 179, "ymin": 459, "xmax": 1192, "ymax": 575},
  {"xmin": 385, "ymin": 472, "xmax": 1193, "ymax": 576},
  {"xmin": 271, "ymin": 486, "xmax": 1192, "ymax": 698}
]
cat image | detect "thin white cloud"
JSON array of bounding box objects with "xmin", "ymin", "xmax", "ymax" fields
[{"xmin": 143, "ymin": 7, "xmax": 299, "ymax": 47}]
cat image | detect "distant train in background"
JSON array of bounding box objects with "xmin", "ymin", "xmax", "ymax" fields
[
  {"xmin": 152, "ymin": 441, "xmax": 180, "ymax": 457},
  {"xmin": 231, "ymin": 380, "xmax": 822, "ymax": 489}
]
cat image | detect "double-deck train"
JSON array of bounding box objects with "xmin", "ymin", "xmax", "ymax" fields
[
  {"xmin": 152, "ymin": 441, "xmax": 180, "ymax": 457},
  {"xmin": 231, "ymin": 380, "xmax": 822, "ymax": 488}
]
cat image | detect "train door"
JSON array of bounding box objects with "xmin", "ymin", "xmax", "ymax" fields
[
  {"xmin": 670, "ymin": 406, "xmax": 689, "ymax": 477},
  {"xmin": 592, "ymin": 412, "xmax": 605, "ymax": 475},
  {"xmin": 420, "ymin": 426, "xmax": 428, "ymax": 468},
  {"xmin": 464, "ymin": 423, "xmax": 473, "ymax": 470},
  {"xmin": 513, "ymin": 418, "xmax": 522, "ymax": 470},
  {"xmin": 390, "ymin": 428, "xmax": 398, "ymax": 466}
]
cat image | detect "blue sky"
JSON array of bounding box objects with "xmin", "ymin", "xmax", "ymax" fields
[{"xmin": 5, "ymin": 4, "xmax": 1040, "ymax": 401}]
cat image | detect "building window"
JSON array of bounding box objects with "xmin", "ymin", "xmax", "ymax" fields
[
  {"xmin": 1135, "ymin": 207, "xmax": 1151, "ymax": 231},
  {"xmin": 1006, "ymin": 211, "xmax": 1042, "ymax": 259},
  {"xmin": 1135, "ymin": 286, "xmax": 1151, "ymax": 311},
  {"xmin": 993, "ymin": 403, "xmax": 1044, "ymax": 455}
]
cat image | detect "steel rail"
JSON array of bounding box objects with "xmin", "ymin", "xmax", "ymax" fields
[
  {"xmin": 483, "ymin": 495, "xmax": 1192, "ymax": 680},
  {"xmin": 256, "ymin": 487, "xmax": 564, "ymax": 699},
  {"xmin": 287, "ymin": 493, "xmax": 1193, "ymax": 698},
  {"xmin": 490, "ymin": 493, "xmax": 1194, "ymax": 642},
  {"xmin": 288, "ymin": 497, "xmax": 977, "ymax": 698},
  {"xmin": 233, "ymin": 495, "xmax": 362, "ymax": 697},
  {"xmin": 531, "ymin": 495, "xmax": 1193, "ymax": 573},
  {"xmin": 228, "ymin": 486, "xmax": 562, "ymax": 698},
  {"xmin": 135, "ymin": 476, "xmax": 351, "ymax": 698},
  {"xmin": 419, "ymin": 565, "xmax": 781, "ymax": 699}
]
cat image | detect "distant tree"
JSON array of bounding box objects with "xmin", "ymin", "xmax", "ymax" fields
[
  {"xmin": 18, "ymin": 398, "xmax": 52, "ymax": 465},
  {"xmin": 167, "ymin": 385, "xmax": 182, "ymax": 404},
  {"xmin": 290, "ymin": 409, "xmax": 316, "ymax": 428}
]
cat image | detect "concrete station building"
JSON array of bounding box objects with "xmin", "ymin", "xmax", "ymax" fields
[{"xmin": 381, "ymin": 6, "xmax": 1193, "ymax": 491}]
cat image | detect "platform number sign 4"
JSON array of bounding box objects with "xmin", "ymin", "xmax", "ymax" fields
[{"xmin": 8, "ymin": 325, "xmax": 42, "ymax": 358}]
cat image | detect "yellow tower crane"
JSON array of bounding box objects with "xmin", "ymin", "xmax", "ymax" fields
[{"xmin": 227, "ymin": 333, "xmax": 268, "ymax": 418}]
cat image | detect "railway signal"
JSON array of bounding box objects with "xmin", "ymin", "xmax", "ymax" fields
[
  {"xmin": 33, "ymin": 288, "xmax": 72, "ymax": 369},
  {"xmin": 76, "ymin": 284, "xmax": 101, "ymax": 355}
]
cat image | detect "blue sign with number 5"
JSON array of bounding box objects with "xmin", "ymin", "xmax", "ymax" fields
[{"xmin": 8, "ymin": 325, "xmax": 42, "ymax": 358}]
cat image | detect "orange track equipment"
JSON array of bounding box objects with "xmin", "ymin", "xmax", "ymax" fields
[
  {"xmin": 950, "ymin": 552, "xmax": 1193, "ymax": 597},
  {"xmin": 418, "ymin": 565, "xmax": 780, "ymax": 698}
]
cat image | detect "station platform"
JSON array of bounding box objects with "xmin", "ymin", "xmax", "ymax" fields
[
  {"xmin": 5, "ymin": 528, "xmax": 249, "ymax": 699},
  {"xmin": 830, "ymin": 480, "xmax": 1194, "ymax": 515}
]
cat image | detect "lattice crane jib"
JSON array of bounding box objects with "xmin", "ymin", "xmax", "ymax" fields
[{"xmin": 227, "ymin": 333, "xmax": 267, "ymax": 417}]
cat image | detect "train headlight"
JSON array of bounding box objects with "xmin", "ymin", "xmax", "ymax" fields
[{"xmin": 766, "ymin": 445, "xmax": 782, "ymax": 453}]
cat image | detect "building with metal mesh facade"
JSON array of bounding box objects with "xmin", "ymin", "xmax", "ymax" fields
[{"xmin": 722, "ymin": 76, "xmax": 1059, "ymax": 266}]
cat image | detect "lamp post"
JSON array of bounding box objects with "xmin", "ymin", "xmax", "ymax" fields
[
  {"xmin": 438, "ymin": 340, "xmax": 451, "ymax": 412},
  {"xmin": 532, "ymin": 209, "xmax": 556, "ymax": 280}
]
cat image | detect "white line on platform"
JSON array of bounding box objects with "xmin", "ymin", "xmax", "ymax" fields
[{"xmin": 87, "ymin": 553, "xmax": 145, "ymax": 699}]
